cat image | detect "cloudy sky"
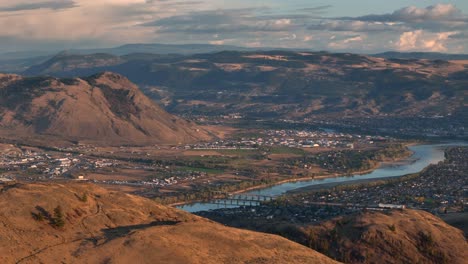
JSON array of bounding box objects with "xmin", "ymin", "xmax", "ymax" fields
[{"xmin": 0, "ymin": 0, "xmax": 467, "ymax": 54}]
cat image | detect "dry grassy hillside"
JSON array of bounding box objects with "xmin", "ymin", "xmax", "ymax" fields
[
  {"xmin": 0, "ymin": 183, "xmax": 337, "ymax": 264},
  {"xmin": 308, "ymin": 210, "xmax": 468, "ymax": 264},
  {"xmin": 0, "ymin": 72, "xmax": 211, "ymax": 145}
]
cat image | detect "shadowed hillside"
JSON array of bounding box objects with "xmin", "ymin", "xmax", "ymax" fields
[
  {"xmin": 198, "ymin": 208, "xmax": 468, "ymax": 264},
  {"xmin": 306, "ymin": 210, "xmax": 468, "ymax": 264}
]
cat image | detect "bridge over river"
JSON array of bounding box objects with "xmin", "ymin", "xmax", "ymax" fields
[
  {"xmin": 206, "ymin": 193, "xmax": 274, "ymax": 207},
  {"xmin": 205, "ymin": 192, "xmax": 406, "ymax": 211}
]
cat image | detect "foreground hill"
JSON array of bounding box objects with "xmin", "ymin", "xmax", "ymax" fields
[
  {"xmin": 308, "ymin": 210, "xmax": 468, "ymax": 264},
  {"xmin": 198, "ymin": 207, "xmax": 468, "ymax": 264},
  {"xmin": 0, "ymin": 183, "xmax": 336, "ymax": 264},
  {"xmin": 0, "ymin": 72, "xmax": 211, "ymax": 145},
  {"xmin": 23, "ymin": 51, "xmax": 468, "ymax": 121}
]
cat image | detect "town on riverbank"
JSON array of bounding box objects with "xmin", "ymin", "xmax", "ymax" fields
[
  {"xmin": 196, "ymin": 146, "xmax": 468, "ymax": 234},
  {"xmin": 1, "ymin": 128, "xmax": 414, "ymax": 205}
]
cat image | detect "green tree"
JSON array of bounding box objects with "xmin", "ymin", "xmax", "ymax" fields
[
  {"xmin": 32, "ymin": 212, "xmax": 44, "ymax": 222},
  {"xmin": 79, "ymin": 193, "xmax": 88, "ymax": 202},
  {"xmin": 52, "ymin": 205, "xmax": 65, "ymax": 228}
]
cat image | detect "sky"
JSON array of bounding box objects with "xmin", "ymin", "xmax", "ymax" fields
[{"xmin": 0, "ymin": 0, "xmax": 467, "ymax": 54}]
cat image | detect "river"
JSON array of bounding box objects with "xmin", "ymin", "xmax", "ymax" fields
[{"xmin": 178, "ymin": 142, "xmax": 466, "ymax": 212}]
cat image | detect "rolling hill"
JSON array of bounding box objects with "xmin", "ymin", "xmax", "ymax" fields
[
  {"xmin": 0, "ymin": 43, "xmax": 258, "ymax": 73},
  {"xmin": 23, "ymin": 51, "xmax": 468, "ymax": 122},
  {"xmin": 0, "ymin": 182, "xmax": 337, "ymax": 264},
  {"xmin": 0, "ymin": 55, "xmax": 50, "ymax": 74},
  {"xmin": 0, "ymin": 72, "xmax": 211, "ymax": 145},
  {"xmin": 307, "ymin": 209, "xmax": 468, "ymax": 263},
  {"xmin": 373, "ymin": 51, "xmax": 468, "ymax": 61},
  {"xmin": 199, "ymin": 207, "xmax": 468, "ymax": 264}
]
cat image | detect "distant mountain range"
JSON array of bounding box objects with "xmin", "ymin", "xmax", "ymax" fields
[
  {"xmin": 19, "ymin": 50, "xmax": 468, "ymax": 122},
  {"xmin": 0, "ymin": 55, "xmax": 51, "ymax": 73},
  {"xmin": 0, "ymin": 44, "xmax": 266, "ymax": 73},
  {"xmin": 0, "ymin": 72, "xmax": 211, "ymax": 145},
  {"xmin": 374, "ymin": 51, "xmax": 468, "ymax": 61},
  {"xmin": 2, "ymin": 43, "xmax": 467, "ymax": 73},
  {"xmin": 0, "ymin": 43, "xmax": 265, "ymax": 65},
  {"xmin": 69, "ymin": 43, "xmax": 260, "ymax": 56}
]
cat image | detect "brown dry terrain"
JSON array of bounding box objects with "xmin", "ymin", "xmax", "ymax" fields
[
  {"xmin": 308, "ymin": 210, "xmax": 468, "ymax": 264},
  {"xmin": 0, "ymin": 72, "xmax": 211, "ymax": 145},
  {"xmin": 0, "ymin": 182, "xmax": 337, "ymax": 264}
]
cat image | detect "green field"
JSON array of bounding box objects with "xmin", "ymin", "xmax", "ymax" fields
[
  {"xmin": 267, "ymin": 146, "xmax": 305, "ymax": 155},
  {"xmin": 177, "ymin": 166, "xmax": 225, "ymax": 174}
]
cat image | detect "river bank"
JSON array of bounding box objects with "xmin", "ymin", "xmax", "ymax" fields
[
  {"xmin": 170, "ymin": 144, "xmax": 414, "ymax": 207},
  {"xmin": 178, "ymin": 142, "xmax": 462, "ymax": 212},
  {"xmin": 286, "ymin": 173, "xmax": 418, "ymax": 194},
  {"xmin": 169, "ymin": 168, "xmax": 389, "ymax": 207}
]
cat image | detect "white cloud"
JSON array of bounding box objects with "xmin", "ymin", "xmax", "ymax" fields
[
  {"xmin": 0, "ymin": 0, "xmax": 191, "ymax": 49},
  {"xmin": 328, "ymin": 35, "xmax": 365, "ymax": 49},
  {"xmin": 423, "ymin": 31, "xmax": 458, "ymax": 52},
  {"xmin": 397, "ymin": 30, "xmax": 422, "ymax": 50},
  {"xmin": 394, "ymin": 4, "xmax": 460, "ymax": 21},
  {"xmin": 343, "ymin": 35, "xmax": 363, "ymax": 43},
  {"xmin": 357, "ymin": 3, "xmax": 464, "ymax": 23},
  {"xmin": 303, "ymin": 35, "xmax": 313, "ymax": 42},
  {"xmin": 209, "ymin": 40, "xmax": 224, "ymax": 45},
  {"xmin": 309, "ymin": 20, "xmax": 405, "ymax": 32},
  {"xmin": 280, "ymin": 34, "xmax": 296, "ymax": 41},
  {"xmin": 0, "ymin": 1, "xmax": 466, "ymax": 53},
  {"xmin": 396, "ymin": 30, "xmax": 458, "ymax": 52},
  {"xmin": 274, "ymin": 19, "xmax": 291, "ymax": 26}
]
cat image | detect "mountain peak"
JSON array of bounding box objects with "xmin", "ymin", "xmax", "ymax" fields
[
  {"xmin": 0, "ymin": 73, "xmax": 211, "ymax": 145},
  {"xmin": 88, "ymin": 71, "xmax": 129, "ymax": 83}
]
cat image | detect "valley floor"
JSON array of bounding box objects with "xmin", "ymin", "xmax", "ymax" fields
[{"xmin": 0, "ymin": 128, "xmax": 413, "ymax": 206}]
